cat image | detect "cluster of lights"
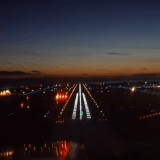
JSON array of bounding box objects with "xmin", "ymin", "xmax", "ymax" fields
[
  {"xmin": 24, "ymin": 141, "xmax": 69, "ymax": 159},
  {"xmin": 20, "ymin": 102, "xmax": 30, "ymax": 110},
  {"xmin": 58, "ymin": 84, "xmax": 77, "ymax": 119},
  {"xmin": 55, "ymin": 141, "xmax": 69, "ymax": 158},
  {"xmin": 83, "ymin": 84, "xmax": 106, "ymax": 119},
  {"xmin": 24, "ymin": 144, "xmax": 40, "ymax": 152},
  {"xmin": 139, "ymin": 112, "xmax": 160, "ymax": 120},
  {"xmin": 23, "ymin": 86, "xmax": 54, "ymax": 96},
  {"xmin": 72, "ymin": 93, "xmax": 79, "ymax": 119},
  {"xmin": 0, "ymin": 151, "xmax": 14, "ymax": 157},
  {"xmin": 24, "ymin": 142, "xmax": 53, "ymax": 152},
  {"xmin": 82, "ymin": 93, "xmax": 91, "ymax": 119},
  {"xmin": 0, "ymin": 90, "xmax": 11, "ymax": 96},
  {"xmin": 56, "ymin": 94, "xmax": 68, "ymax": 100}
]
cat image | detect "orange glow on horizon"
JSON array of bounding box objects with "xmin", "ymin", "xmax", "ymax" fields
[{"xmin": 1, "ymin": 60, "xmax": 160, "ymax": 79}]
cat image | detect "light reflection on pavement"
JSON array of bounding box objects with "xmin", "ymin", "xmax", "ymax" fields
[{"xmin": 0, "ymin": 141, "xmax": 86, "ymax": 160}]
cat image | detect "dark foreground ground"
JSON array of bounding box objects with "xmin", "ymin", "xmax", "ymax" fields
[
  {"xmin": 1, "ymin": 84, "xmax": 160, "ymax": 160},
  {"xmin": 1, "ymin": 118, "xmax": 160, "ymax": 160}
]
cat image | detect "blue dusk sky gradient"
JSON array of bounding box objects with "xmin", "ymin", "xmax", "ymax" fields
[{"xmin": 0, "ymin": 0, "xmax": 160, "ymax": 78}]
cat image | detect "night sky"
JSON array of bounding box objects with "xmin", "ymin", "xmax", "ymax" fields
[{"xmin": 0, "ymin": 0, "xmax": 160, "ymax": 78}]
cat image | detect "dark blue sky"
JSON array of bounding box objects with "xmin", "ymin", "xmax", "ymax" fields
[{"xmin": 0, "ymin": 0, "xmax": 160, "ymax": 77}]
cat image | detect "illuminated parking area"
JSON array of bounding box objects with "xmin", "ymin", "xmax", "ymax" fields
[
  {"xmin": 72, "ymin": 93, "xmax": 79, "ymax": 119},
  {"xmin": 82, "ymin": 93, "xmax": 91, "ymax": 119},
  {"xmin": 79, "ymin": 84, "xmax": 82, "ymax": 120}
]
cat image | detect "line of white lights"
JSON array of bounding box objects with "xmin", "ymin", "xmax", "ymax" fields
[
  {"xmin": 58, "ymin": 84, "xmax": 77, "ymax": 119},
  {"xmin": 82, "ymin": 93, "xmax": 91, "ymax": 119},
  {"xmin": 83, "ymin": 84, "xmax": 105, "ymax": 117},
  {"xmin": 79, "ymin": 84, "xmax": 82, "ymax": 120},
  {"xmin": 72, "ymin": 93, "xmax": 79, "ymax": 119}
]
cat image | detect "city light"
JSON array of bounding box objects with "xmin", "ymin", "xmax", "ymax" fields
[
  {"xmin": 58, "ymin": 84, "xmax": 78, "ymax": 119},
  {"xmin": 131, "ymin": 87, "xmax": 136, "ymax": 92},
  {"xmin": 0, "ymin": 151, "xmax": 14, "ymax": 157},
  {"xmin": 56, "ymin": 93, "xmax": 68, "ymax": 100},
  {"xmin": 0, "ymin": 90, "xmax": 11, "ymax": 96}
]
